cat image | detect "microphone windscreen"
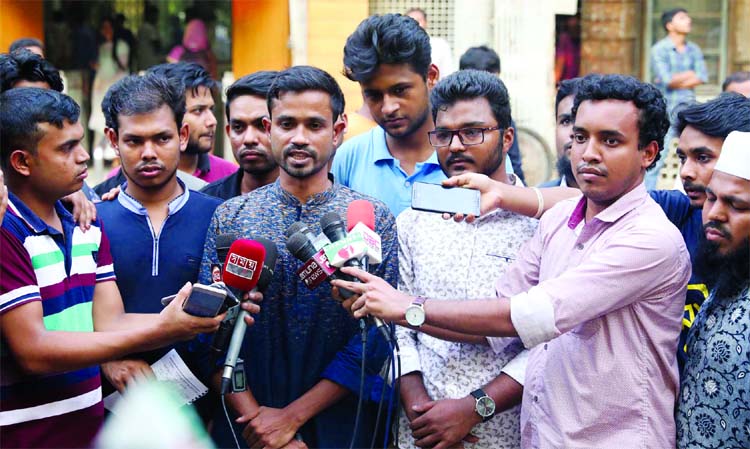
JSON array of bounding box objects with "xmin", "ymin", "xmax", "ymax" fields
[
  {"xmin": 223, "ymin": 239, "xmax": 266, "ymax": 292},
  {"xmin": 285, "ymin": 221, "xmax": 312, "ymax": 239},
  {"xmin": 347, "ymin": 200, "xmax": 375, "ymax": 232},
  {"xmin": 216, "ymin": 233, "xmax": 238, "ymax": 263},
  {"xmin": 253, "ymin": 237, "xmax": 277, "ymax": 291},
  {"xmin": 320, "ymin": 212, "xmax": 347, "ymax": 242},
  {"xmin": 286, "ymin": 232, "xmax": 318, "ymax": 261}
]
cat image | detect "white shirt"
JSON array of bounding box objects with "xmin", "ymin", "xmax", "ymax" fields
[{"xmin": 395, "ymin": 206, "xmax": 538, "ymax": 449}]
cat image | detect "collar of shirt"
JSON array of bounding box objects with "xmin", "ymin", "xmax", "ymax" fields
[
  {"xmin": 567, "ymin": 182, "xmax": 648, "ymax": 229},
  {"xmin": 117, "ymin": 178, "xmax": 191, "ymax": 216},
  {"xmin": 6, "ymin": 191, "xmax": 73, "ymax": 237},
  {"xmin": 371, "ymin": 126, "xmax": 441, "ymax": 168},
  {"xmin": 269, "ymin": 173, "xmax": 338, "ymax": 207}
]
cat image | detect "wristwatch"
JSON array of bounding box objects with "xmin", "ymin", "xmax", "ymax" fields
[
  {"xmin": 470, "ymin": 388, "xmax": 496, "ymax": 422},
  {"xmin": 404, "ymin": 296, "xmax": 427, "ymax": 327}
]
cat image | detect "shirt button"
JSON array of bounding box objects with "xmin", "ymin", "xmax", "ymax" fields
[
  {"xmin": 544, "ymin": 344, "xmax": 548, "ymax": 350},
  {"xmin": 534, "ymin": 395, "xmax": 538, "ymax": 402},
  {"xmin": 405, "ymin": 181, "xmax": 411, "ymax": 187},
  {"xmin": 575, "ymin": 243, "xmax": 584, "ymax": 250}
]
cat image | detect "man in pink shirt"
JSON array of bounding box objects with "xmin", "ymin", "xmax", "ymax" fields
[{"xmin": 335, "ymin": 74, "xmax": 691, "ymax": 448}]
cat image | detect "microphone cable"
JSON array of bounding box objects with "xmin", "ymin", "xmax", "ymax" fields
[
  {"xmin": 384, "ymin": 327, "xmax": 402, "ymax": 449},
  {"xmin": 348, "ymin": 319, "xmax": 368, "ymax": 449},
  {"xmin": 222, "ymin": 394, "xmax": 242, "ymax": 449}
]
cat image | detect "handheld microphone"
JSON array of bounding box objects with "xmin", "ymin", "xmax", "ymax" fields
[
  {"xmin": 220, "ymin": 238, "xmax": 277, "ymax": 394},
  {"xmin": 322, "ymin": 208, "xmax": 390, "ymax": 342},
  {"xmin": 286, "ymin": 231, "xmax": 355, "ymax": 296}
]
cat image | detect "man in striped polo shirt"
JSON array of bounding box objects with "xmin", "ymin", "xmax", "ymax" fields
[{"xmin": 0, "ymin": 87, "xmax": 227, "ymax": 448}]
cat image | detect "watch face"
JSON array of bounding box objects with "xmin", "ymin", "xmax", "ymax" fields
[
  {"xmin": 476, "ymin": 396, "xmax": 496, "ymax": 417},
  {"xmin": 405, "ymin": 305, "xmax": 425, "ymax": 326}
]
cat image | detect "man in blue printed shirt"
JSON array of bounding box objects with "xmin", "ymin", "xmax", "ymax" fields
[
  {"xmin": 333, "ymin": 14, "xmax": 512, "ymax": 217},
  {"xmin": 648, "ymin": 7, "xmax": 708, "ymax": 189},
  {"xmin": 200, "ymin": 66, "xmax": 398, "ymax": 449}
]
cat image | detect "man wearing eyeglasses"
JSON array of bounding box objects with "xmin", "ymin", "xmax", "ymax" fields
[
  {"xmin": 333, "ymin": 14, "xmax": 513, "ymax": 216},
  {"xmin": 390, "ymin": 70, "xmax": 535, "ymax": 449}
]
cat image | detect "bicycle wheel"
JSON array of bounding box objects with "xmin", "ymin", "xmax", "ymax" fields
[{"xmin": 515, "ymin": 126, "xmax": 555, "ymax": 186}]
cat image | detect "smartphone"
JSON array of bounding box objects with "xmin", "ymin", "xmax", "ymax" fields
[
  {"xmin": 411, "ymin": 182, "xmax": 481, "ymax": 216},
  {"xmin": 169, "ymin": 284, "xmax": 228, "ymax": 317}
]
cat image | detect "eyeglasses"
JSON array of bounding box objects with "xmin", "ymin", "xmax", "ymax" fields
[{"xmin": 427, "ymin": 126, "xmax": 502, "ymax": 147}]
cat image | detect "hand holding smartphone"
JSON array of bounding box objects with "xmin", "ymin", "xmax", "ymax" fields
[
  {"xmin": 411, "ymin": 181, "xmax": 481, "ymax": 216},
  {"xmin": 161, "ymin": 284, "xmax": 228, "ymax": 318}
]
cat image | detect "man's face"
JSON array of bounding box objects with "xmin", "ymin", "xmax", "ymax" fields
[
  {"xmin": 264, "ymin": 90, "xmax": 344, "ymax": 179},
  {"xmin": 226, "ymin": 95, "xmax": 277, "ymax": 176},
  {"xmin": 676, "ymin": 125, "xmax": 724, "ymax": 208},
  {"xmin": 434, "ymin": 97, "xmax": 510, "ymax": 178},
  {"xmin": 109, "ymin": 104, "xmax": 187, "ymax": 191},
  {"xmin": 25, "ymin": 45, "xmax": 44, "ymax": 58},
  {"xmin": 668, "ymin": 11, "xmax": 692, "ymax": 34},
  {"xmin": 702, "ymin": 170, "xmax": 750, "ymax": 257},
  {"xmin": 555, "ymin": 94, "xmax": 576, "ymax": 181},
  {"xmin": 24, "ymin": 120, "xmax": 89, "ymax": 199},
  {"xmin": 571, "ymin": 99, "xmax": 656, "ymax": 208},
  {"xmin": 725, "ymin": 81, "xmax": 750, "ymax": 98},
  {"xmin": 360, "ymin": 63, "xmax": 435, "ymax": 139},
  {"xmin": 406, "ymin": 10, "xmax": 427, "ymax": 29},
  {"xmin": 184, "ymin": 86, "xmax": 217, "ymax": 154}
]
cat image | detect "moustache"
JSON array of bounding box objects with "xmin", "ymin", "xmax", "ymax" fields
[
  {"xmin": 682, "ymin": 180, "xmax": 706, "ymax": 193},
  {"xmin": 136, "ymin": 162, "xmax": 165, "ymax": 172},
  {"xmin": 445, "ymin": 154, "xmax": 475, "ymax": 166},
  {"xmin": 283, "ymin": 146, "xmax": 316, "ymax": 158},
  {"xmin": 576, "ymin": 163, "xmax": 607, "ymax": 176},
  {"xmin": 239, "ymin": 146, "xmax": 269, "ymax": 158},
  {"xmin": 704, "ymin": 221, "xmax": 732, "ymax": 240}
]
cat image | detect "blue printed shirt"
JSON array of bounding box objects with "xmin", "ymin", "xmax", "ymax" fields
[
  {"xmin": 199, "ymin": 177, "xmax": 398, "ymax": 449},
  {"xmin": 650, "ymin": 36, "xmax": 708, "ymax": 111}
]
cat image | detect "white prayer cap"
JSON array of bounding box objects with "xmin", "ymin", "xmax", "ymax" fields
[{"xmin": 714, "ymin": 131, "xmax": 750, "ymax": 180}]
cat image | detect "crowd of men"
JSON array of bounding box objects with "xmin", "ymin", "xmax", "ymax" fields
[{"xmin": 1, "ymin": 9, "xmax": 748, "ymax": 449}]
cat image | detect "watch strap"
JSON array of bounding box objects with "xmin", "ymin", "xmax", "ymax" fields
[
  {"xmin": 470, "ymin": 388, "xmax": 486, "ymax": 401},
  {"xmin": 413, "ymin": 296, "xmax": 427, "ymax": 306}
]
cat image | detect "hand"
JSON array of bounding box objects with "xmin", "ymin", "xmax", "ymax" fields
[
  {"xmin": 240, "ymin": 291, "xmax": 263, "ymax": 326},
  {"xmin": 100, "ymin": 186, "xmax": 121, "ymax": 202},
  {"xmin": 101, "ymin": 359, "xmax": 154, "ymax": 392},
  {"xmin": 0, "ymin": 168, "xmax": 8, "ymax": 223},
  {"xmin": 158, "ymin": 282, "xmax": 225, "ymax": 342},
  {"xmin": 240, "ymin": 406, "xmax": 301, "ymax": 449},
  {"xmin": 410, "ymin": 398, "xmax": 481, "ymax": 449},
  {"xmin": 332, "ymin": 286, "xmax": 358, "ymax": 319},
  {"xmin": 61, "ymin": 189, "xmax": 97, "ymax": 231},
  {"xmin": 330, "ymin": 267, "xmax": 412, "ymax": 322},
  {"xmin": 441, "ymin": 173, "xmax": 504, "ymax": 223}
]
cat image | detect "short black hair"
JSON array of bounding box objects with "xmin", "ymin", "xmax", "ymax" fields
[
  {"xmin": 459, "ymin": 46, "xmax": 501, "ymax": 74},
  {"xmin": 0, "ymin": 87, "xmax": 79, "ymax": 170},
  {"xmin": 225, "ymin": 71, "xmax": 278, "ymax": 120},
  {"xmin": 722, "ymin": 71, "xmax": 750, "ymax": 92},
  {"xmin": 555, "ymin": 77, "xmax": 581, "ymax": 115},
  {"xmin": 9, "ymin": 38, "xmax": 44, "ymax": 54},
  {"xmin": 661, "ymin": 8, "xmax": 688, "ymax": 32},
  {"xmin": 572, "ymin": 74, "xmax": 669, "ymax": 169},
  {"xmin": 102, "ymin": 73, "xmax": 185, "ymax": 134},
  {"xmin": 267, "ymin": 66, "xmax": 345, "ymax": 121},
  {"xmin": 147, "ymin": 62, "xmax": 216, "ymax": 97},
  {"xmin": 0, "ymin": 49, "xmax": 64, "ymax": 92},
  {"xmin": 343, "ymin": 14, "xmax": 432, "ymax": 83},
  {"xmin": 675, "ymin": 92, "xmax": 750, "ymax": 138},
  {"xmin": 430, "ymin": 69, "xmax": 511, "ymax": 130}
]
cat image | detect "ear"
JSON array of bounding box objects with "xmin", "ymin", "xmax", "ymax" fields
[
  {"xmin": 332, "ymin": 113, "xmax": 348, "ymax": 147},
  {"xmin": 262, "ymin": 116, "xmax": 272, "ymax": 134},
  {"xmin": 179, "ymin": 122, "xmax": 189, "ymax": 153},
  {"xmin": 9, "ymin": 150, "xmax": 33, "ymax": 177},
  {"xmin": 225, "ymin": 123, "xmax": 231, "ymax": 138},
  {"xmin": 427, "ymin": 63, "xmax": 440, "ymax": 89},
  {"xmin": 104, "ymin": 127, "xmax": 120, "ymax": 158},
  {"xmin": 641, "ymin": 140, "xmax": 659, "ymax": 170},
  {"xmin": 502, "ymin": 127, "xmax": 515, "ymax": 155}
]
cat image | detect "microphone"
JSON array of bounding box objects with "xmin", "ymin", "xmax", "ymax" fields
[
  {"xmin": 286, "ymin": 231, "xmax": 354, "ymax": 296},
  {"xmin": 321, "ymin": 209, "xmax": 390, "ymax": 342},
  {"xmin": 220, "ymin": 238, "xmax": 277, "ymax": 394},
  {"xmin": 346, "ymin": 200, "xmax": 383, "ymax": 269},
  {"xmin": 285, "ymin": 221, "xmax": 330, "ymax": 250}
]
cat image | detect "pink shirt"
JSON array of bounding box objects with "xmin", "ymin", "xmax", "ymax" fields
[
  {"xmin": 198, "ymin": 154, "xmax": 238, "ymax": 183},
  {"xmin": 489, "ymin": 183, "xmax": 690, "ymax": 448}
]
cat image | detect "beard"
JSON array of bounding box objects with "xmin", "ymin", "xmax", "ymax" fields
[
  {"xmin": 184, "ymin": 136, "xmax": 211, "ymax": 155},
  {"xmin": 695, "ymin": 226, "xmax": 750, "ymax": 300},
  {"xmin": 556, "ymin": 153, "xmax": 576, "ymax": 184},
  {"xmin": 381, "ymin": 106, "xmax": 430, "ymax": 139}
]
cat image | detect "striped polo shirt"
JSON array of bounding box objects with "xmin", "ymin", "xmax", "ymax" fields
[{"xmin": 0, "ymin": 192, "xmax": 116, "ymax": 448}]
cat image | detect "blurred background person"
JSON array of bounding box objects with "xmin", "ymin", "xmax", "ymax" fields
[
  {"xmin": 406, "ymin": 7, "xmax": 455, "ymax": 78},
  {"xmin": 722, "ymin": 71, "xmax": 750, "ymax": 97},
  {"xmin": 9, "ymin": 37, "xmax": 44, "ymax": 58},
  {"xmin": 167, "ymin": 19, "xmax": 217, "ymax": 79}
]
